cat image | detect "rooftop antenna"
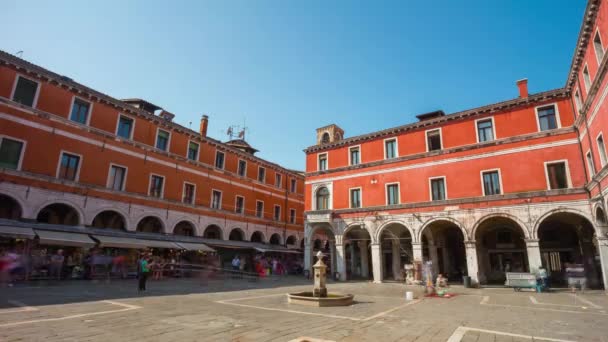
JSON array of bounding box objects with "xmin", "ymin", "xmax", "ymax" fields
[
  {"xmin": 15, "ymin": 51, "xmax": 23, "ymax": 58},
  {"xmin": 225, "ymin": 119, "xmax": 249, "ymax": 140}
]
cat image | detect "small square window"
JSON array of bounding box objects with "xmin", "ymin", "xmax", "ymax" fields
[
  {"xmin": 430, "ymin": 178, "xmax": 446, "ymax": 201},
  {"xmin": 598, "ymin": 134, "xmax": 607, "ymax": 167},
  {"xmin": 215, "ymin": 151, "xmax": 225, "ymax": 169},
  {"xmin": 258, "ymin": 167, "xmax": 266, "ymax": 183},
  {"xmin": 274, "ymin": 205, "xmax": 281, "ymax": 221},
  {"xmin": 237, "ymin": 160, "xmax": 247, "ymax": 177},
  {"xmin": 318, "ymin": 153, "xmax": 328, "ymax": 171},
  {"xmin": 70, "ymin": 98, "xmax": 91, "ymax": 125},
  {"xmin": 256, "ymin": 201, "xmax": 264, "ymax": 218},
  {"xmin": 482, "ymin": 171, "xmax": 501, "ymax": 196},
  {"xmin": 187, "ymin": 142, "xmax": 199, "ymax": 161},
  {"xmin": 426, "ymin": 129, "xmax": 442, "ymax": 151},
  {"xmin": 386, "ymin": 184, "xmax": 399, "ymax": 205},
  {"xmin": 58, "ymin": 152, "xmax": 81, "ymax": 181},
  {"xmin": 117, "ymin": 116, "xmax": 134, "ymax": 139},
  {"xmin": 156, "ymin": 129, "xmax": 170, "ymax": 151},
  {"xmin": 183, "ymin": 183, "xmax": 195, "ymax": 204},
  {"xmin": 12, "ymin": 76, "xmax": 38, "ymax": 107},
  {"xmin": 546, "ymin": 162, "xmax": 568, "ymax": 190},
  {"xmin": 587, "ymin": 151, "xmax": 596, "ymax": 178},
  {"xmin": 149, "ymin": 175, "xmax": 164, "ymax": 198},
  {"xmin": 275, "ymin": 173, "xmax": 282, "ymax": 188},
  {"xmin": 0, "ymin": 137, "xmax": 24, "ymax": 170},
  {"xmin": 583, "ymin": 66, "xmax": 591, "ymax": 91},
  {"xmin": 349, "ymin": 146, "xmax": 360, "ymax": 165},
  {"xmin": 211, "ymin": 190, "xmax": 222, "ymax": 209},
  {"xmin": 537, "ymin": 105, "xmax": 558, "ymax": 131},
  {"xmin": 235, "ymin": 196, "xmax": 245, "ymax": 214},
  {"xmin": 108, "ymin": 165, "xmax": 126, "ymax": 191},
  {"xmin": 476, "ymin": 119, "xmax": 494, "ymax": 142},
  {"xmin": 350, "ymin": 188, "xmax": 361, "ymax": 208},
  {"xmin": 385, "ymin": 139, "xmax": 397, "ymax": 159},
  {"xmin": 289, "ymin": 209, "xmax": 296, "ymax": 224},
  {"xmin": 290, "ymin": 179, "xmax": 297, "ymax": 193}
]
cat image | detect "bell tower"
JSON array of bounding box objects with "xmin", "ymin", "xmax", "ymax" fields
[{"xmin": 316, "ymin": 124, "xmax": 344, "ymax": 145}]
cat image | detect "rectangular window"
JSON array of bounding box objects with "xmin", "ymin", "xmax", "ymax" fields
[
  {"xmin": 256, "ymin": 201, "xmax": 264, "ymax": 218},
  {"xmin": 594, "ymin": 31, "xmax": 604, "ymax": 64},
  {"xmin": 537, "ymin": 105, "xmax": 558, "ymax": 131},
  {"xmin": 149, "ymin": 175, "xmax": 164, "ymax": 198},
  {"xmin": 574, "ymin": 90, "xmax": 583, "ymax": 115},
  {"xmin": 289, "ymin": 209, "xmax": 296, "ymax": 224},
  {"xmin": 318, "ymin": 153, "xmax": 327, "ymax": 171},
  {"xmin": 587, "ymin": 151, "xmax": 596, "ymax": 177},
  {"xmin": 58, "ymin": 152, "xmax": 81, "ymax": 181},
  {"xmin": 583, "ymin": 65, "xmax": 591, "ymax": 91},
  {"xmin": 0, "ymin": 137, "xmax": 24, "ymax": 170},
  {"xmin": 476, "ymin": 119, "xmax": 494, "ymax": 142},
  {"xmin": 482, "ymin": 170, "xmax": 501, "ymax": 196},
  {"xmin": 426, "ymin": 129, "xmax": 442, "ymax": 151},
  {"xmin": 108, "ymin": 165, "xmax": 126, "ymax": 191},
  {"xmin": 183, "ymin": 183, "xmax": 195, "ymax": 204},
  {"xmin": 258, "ymin": 167, "xmax": 266, "ymax": 183},
  {"xmin": 156, "ymin": 129, "xmax": 170, "ymax": 151},
  {"xmin": 187, "ymin": 142, "xmax": 199, "ymax": 161},
  {"xmin": 598, "ymin": 134, "xmax": 607, "ymax": 167},
  {"xmin": 385, "ymin": 139, "xmax": 397, "ymax": 159},
  {"xmin": 275, "ymin": 174, "xmax": 282, "ymax": 188},
  {"xmin": 235, "ymin": 196, "xmax": 245, "ymax": 214},
  {"xmin": 70, "ymin": 98, "xmax": 91, "ymax": 125},
  {"xmin": 274, "ymin": 205, "xmax": 281, "ymax": 221},
  {"xmin": 215, "ymin": 151, "xmax": 225, "ymax": 169},
  {"xmin": 350, "ymin": 188, "xmax": 361, "ymax": 208},
  {"xmin": 349, "ymin": 146, "xmax": 360, "ymax": 165},
  {"xmin": 386, "ymin": 183, "xmax": 400, "ymax": 205},
  {"xmin": 237, "ymin": 160, "xmax": 247, "ymax": 177},
  {"xmin": 290, "ymin": 179, "xmax": 297, "ymax": 193},
  {"xmin": 211, "ymin": 190, "xmax": 222, "ymax": 209},
  {"xmin": 430, "ymin": 177, "xmax": 446, "ymax": 201},
  {"xmin": 116, "ymin": 115, "xmax": 134, "ymax": 139},
  {"xmin": 12, "ymin": 76, "xmax": 38, "ymax": 107},
  {"xmin": 546, "ymin": 162, "xmax": 569, "ymax": 190}
]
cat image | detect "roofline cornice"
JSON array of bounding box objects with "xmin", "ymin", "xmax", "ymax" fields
[{"xmin": 565, "ymin": 0, "xmax": 601, "ymax": 91}]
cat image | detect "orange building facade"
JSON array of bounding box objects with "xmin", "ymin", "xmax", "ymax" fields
[
  {"xmin": 0, "ymin": 51, "xmax": 305, "ymax": 253},
  {"xmin": 304, "ymin": 0, "xmax": 608, "ymax": 289}
]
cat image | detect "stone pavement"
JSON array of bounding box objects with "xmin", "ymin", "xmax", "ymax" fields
[{"xmin": 0, "ymin": 277, "xmax": 607, "ymax": 341}]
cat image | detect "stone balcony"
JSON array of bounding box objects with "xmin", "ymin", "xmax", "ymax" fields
[{"xmin": 305, "ymin": 210, "xmax": 333, "ymax": 223}]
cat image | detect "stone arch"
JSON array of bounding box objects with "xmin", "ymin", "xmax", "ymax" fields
[
  {"xmin": 35, "ymin": 199, "xmax": 84, "ymax": 226},
  {"xmin": 342, "ymin": 222, "xmax": 374, "ymax": 241},
  {"xmin": 594, "ymin": 205, "xmax": 606, "ymax": 225},
  {"xmin": 91, "ymin": 210, "xmax": 127, "ymax": 230},
  {"xmin": 285, "ymin": 235, "xmax": 297, "ymax": 246},
  {"xmin": 173, "ymin": 220, "xmax": 197, "ymax": 236},
  {"xmin": 306, "ymin": 223, "xmax": 337, "ymax": 245},
  {"xmin": 375, "ymin": 220, "xmax": 415, "ymax": 244},
  {"xmin": 472, "ymin": 213, "xmax": 530, "ymax": 241},
  {"xmin": 136, "ymin": 216, "xmax": 165, "ymax": 234},
  {"xmin": 418, "ymin": 217, "xmax": 469, "ymax": 242},
  {"xmin": 532, "ymin": 208, "xmax": 595, "ymax": 240},
  {"xmin": 269, "ymin": 233, "xmax": 282, "ymax": 245},
  {"xmin": 133, "ymin": 213, "xmax": 167, "ymax": 233},
  {"xmin": 0, "ymin": 193, "xmax": 23, "ymax": 220},
  {"xmin": 229, "ymin": 228, "xmax": 245, "ymax": 241},
  {"xmin": 203, "ymin": 224, "xmax": 223, "ymax": 239},
  {"xmin": 250, "ymin": 231, "xmax": 265, "ymax": 243}
]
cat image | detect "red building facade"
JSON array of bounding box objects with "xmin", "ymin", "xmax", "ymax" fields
[{"xmin": 304, "ymin": 0, "xmax": 608, "ymax": 288}]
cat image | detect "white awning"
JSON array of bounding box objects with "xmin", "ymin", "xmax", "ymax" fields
[
  {"xmin": 175, "ymin": 242, "xmax": 215, "ymax": 252},
  {"xmin": 138, "ymin": 239, "xmax": 181, "ymax": 249},
  {"xmin": 0, "ymin": 225, "xmax": 36, "ymax": 239},
  {"xmin": 93, "ymin": 235, "xmax": 150, "ymax": 249},
  {"xmin": 35, "ymin": 229, "xmax": 96, "ymax": 247},
  {"xmin": 254, "ymin": 247, "xmax": 302, "ymax": 254}
]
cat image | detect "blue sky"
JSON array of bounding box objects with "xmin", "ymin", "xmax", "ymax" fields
[{"xmin": 2, "ymin": 1, "xmax": 585, "ymax": 170}]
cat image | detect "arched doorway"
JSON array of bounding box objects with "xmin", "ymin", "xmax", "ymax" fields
[
  {"xmin": 174, "ymin": 221, "xmax": 195, "ymax": 236},
  {"xmin": 596, "ymin": 207, "xmax": 606, "ymax": 225},
  {"xmin": 378, "ymin": 223, "xmax": 413, "ymax": 281},
  {"xmin": 420, "ymin": 220, "xmax": 466, "ymax": 282},
  {"xmin": 251, "ymin": 231, "xmax": 265, "ymax": 243},
  {"xmin": 286, "ymin": 235, "xmax": 297, "ymax": 246},
  {"xmin": 0, "ymin": 194, "xmax": 22, "ymax": 220},
  {"xmin": 537, "ymin": 212, "xmax": 603, "ymax": 288},
  {"xmin": 343, "ymin": 225, "xmax": 372, "ymax": 280},
  {"xmin": 136, "ymin": 216, "xmax": 163, "ymax": 233},
  {"xmin": 475, "ymin": 216, "xmax": 528, "ymax": 284},
  {"xmin": 37, "ymin": 203, "xmax": 79, "ymax": 226},
  {"xmin": 91, "ymin": 211, "xmax": 126, "ymax": 230},
  {"xmin": 269, "ymin": 233, "xmax": 281, "ymax": 245},
  {"xmin": 307, "ymin": 225, "xmax": 336, "ymax": 276},
  {"xmin": 229, "ymin": 228, "xmax": 245, "ymax": 241},
  {"xmin": 203, "ymin": 225, "xmax": 223, "ymax": 239}
]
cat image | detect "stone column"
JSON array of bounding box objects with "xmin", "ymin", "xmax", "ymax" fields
[
  {"xmin": 371, "ymin": 243, "xmax": 383, "ymax": 283},
  {"xmin": 464, "ymin": 241, "xmax": 479, "ymax": 285},
  {"xmin": 392, "ymin": 240, "xmax": 401, "ymax": 280},
  {"xmin": 525, "ymin": 239, "xmax": 543, "ymax": 275},
  {"xmin": 349, "ymin": 243, "xmax": 357, "ymax": 276},
  {"xmin": 330, "ymin": 242, "xmax": 337, "ymax": 277},
  {"xmin": 412, "ymin": 242, "xmax": 423, "ymax": 262},
  {"xmin": 304, "ymin": 242, "xmax": 312, "ymax": 275},
  {"xmin": 335, "ymin": 243, "xmax": 347, "ymax": 281},
  {"xmin": 428, "ymin": 244, "xmax": 440, "ymax": 276},
  {"xmin": 596, "ymin": 238, "xmax": 608, "ymax": 291},
  {"xmin": 359, "ymin": 241, "xmax": 369, "ymax": 278}
]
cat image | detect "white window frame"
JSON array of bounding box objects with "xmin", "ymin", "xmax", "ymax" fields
[
  {"xmin": 480, "ymin": 168, "xmax": 503, "ymax": 196},
  {"xmin": 106, "ymin": 163, "xmax": 128, "ymax": 191},
  {"xmin": 68, "ymin": 96, "xmax": 93, "ymax": 126},
  {"xmin": 586, "ymin": 150, "xmax": 596, "ymax": 178},
  {"xmin": 210, "ymin": 189, "xmax": 222, "ymax": 210},
  {"xmin": 148, "ymin": 173, "xmax": 165, "ymax": 199},
  {"xmin": 594, "ymin": 28, "xmax": 605, "ymax": 65},
  {"xmin": 289, "ymin": 208, "xmax": 296, "ymax": 224},
  {"xmin": 290, "ymin": 178, "xmax": 297, "ymax": 193},
  {"xmin": 428, "ymin": 176, "xmax": 448, "ymax": 201},
  {"xmin": 273, "ymin": 204, "xmax": 281, "ymax": 221},
  {"xmin": 349, "ymin": 186, "xmax": 363, "ymax": 209},
  {"xmin": 0, "ymin": 135, "xmax": 27, "ymax": 171},
  {"xmin": 475, "ymin": 117, "xmax": 496, "ymax": 143},
  {"xmin": 154, "ymin": 128, "xmax": 172, "ymax": 152},
  {"xmin": 317, "ymin": 152, "xmax": 328, "ymax": 171},
  {"xmin": 237, "ymin": 159, "xmax": 247, "ymax": 177},
  {"xmin": 275, "ymin": 173, "xmax": 282, "ymax": 188},
  {"xmin": 56, "ymin": 150, "xmax": 83, "ymax": 182},
  {"xmin": 583, "ymin": 64, "xmax": 592, "ymax": 92},
  {"xmin": 383, "ymin": 137, "xmax": 398, "ymax": 160},
  {"xmin": 543, "ymin": 160, "xmax": 572, "ymax": 190},
  {"xmin": 348, "ymin": 145, "xmax": 361, "ymax": 166},
  {"xmin": 235, "ymin": 195, "xmax": 245, "ymax": 214},
  {"xmin": 574, "ymin": 89, "xmax": 583, "ymax": 115},
  {"xmin": 182, "ymin": 181, "xmax": 196, "ymax": 205},
  {"xmin": 598, "ymin": 132, "xmax": 608, "ymax": 167},
  {"xmin": 258, "ymin": 166, "xmax": 266, "ymax": 183},
  {"xmin": 534, "ymin": 103, "xmax": 562, "ymax": 132},
  {"xmin": 10, "ymin": 74, "xmax": 41, "ymax": 108},
  {"xmin": 425, "ymin": 128, "xmax": 443, "ymax": 152},
  {"xmin": 256, "ymin": 200, "xmax": 264, "ymax": 218},
  {"xmin": 215, "ymin": 150, "xmax": 225, "ymax": 170},
  {"xmin": 186, "ymin": 140, "xmax": 200, "ymax": 161},
  {"xmin": 115, "ymin": 114, "xmax": 136, "ymax": 140},
  {"xmin": 385, "ymin": 182, "xmax": 400, "ymax": 206}
]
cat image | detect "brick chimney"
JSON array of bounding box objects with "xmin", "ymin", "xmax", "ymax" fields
[
  {"xmin": 200, "ymin": 115, "xmax": 209, "ymax": 137},
  {"xmin": 516, "ymin": 78, "xmax": 528, "ymax": 98}
]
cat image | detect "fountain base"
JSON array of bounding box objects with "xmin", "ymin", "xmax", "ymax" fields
[{"xmin": 287, "ymin": 292, "xmax": 354, "ymax": 307}]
